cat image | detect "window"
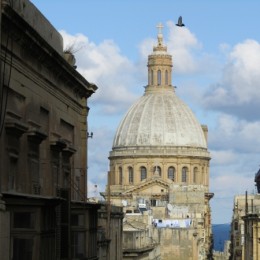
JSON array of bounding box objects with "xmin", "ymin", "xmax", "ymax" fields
[
  {"xmin": 74, "ymin": 176, "xmax": 80, "ymax": 201},
  {"xmin": 60, "ymin": 119, "xmax": 74, "ymax": 143},
  {"xmin": 168, "ymin": 167, "xmax": 175, "ymax": 181},
  {"xmin": 193, "ymin": 167, "xmax": 199, "ymax": 183},
  {"xmin": 151, "ymin": 70, "xmax": 154, "ymax": 85},
  {"xmin": 149, "ymin": 70, "xmax": 153, "ymax": 85},
  {"xmin": 153, "ymin": 166, "xmax": 161, "ymax": 176},
  {"xmin": 182, "ymin": 167, "xmax": 188, "ymax": 182},
  {"xmin": 13, "ymin": 212, "xmax": 35, "ymax": 229},
  {"xmin": 9, "ymin": 156, "xmax": 18, "ymax": 190},
  {"xmin": 151, "ymin": 199, "xmax": 156, "ymax": 207},
  {"xmin": 140, "ymin": 166, "xmax": 147, "ymax": 181},
  {"xmin": 119, "ymin": 167, "xmax": 123, "ymax": 185},
  {"xmin": 157, "ymin": 70, "xmax": 161, "ymax": 85},
  {"xmin": 12, "ymin": 211, "xmax": 36, "ymax": 260},
  {"xmin": 62, "ymin": 154, "xmax": 71, "ymax": 189},
  {"xmin": 40, "ymin": 107, "xmax": 49, "ymax": 132},
  {"xmin": 27, "ymin": 127, "xmax": 47, "ymax": 195},
  {"xmin": 128, "ymin": 167, "xmax": 134, "ymax": 184},
  {"xmin": 51, "ymin": 149, "xmax": 60, "ymax": 193},
  {"xmin": 165, "ymin": 70, "xmax": 168, "ymax": 85},
  {"xmin": 71, "ymin": 214, "xmax": 85, "ymax": 227},
  {"xmin": 234, "ymin": 221, "xmax": 238, "ymax": 231},
  {"xmin": 13, "ymin": 238, "xmax": 33, "ymax": 260},
  {"xmin": 28, "ymin": 141, "xmax": 40, "ymax": 194},
  {"xmin": 72, "ymin": 232, "xmax": 86, "ymax": 258}
]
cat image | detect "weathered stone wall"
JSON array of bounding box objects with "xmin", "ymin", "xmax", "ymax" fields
[
  {"xmin": 151, "ymin": 228, "xmax": 196, "ymax": 260},
  {"xmin": 98, "ymin": 205, "xmax": 124, "ymax": 260}
]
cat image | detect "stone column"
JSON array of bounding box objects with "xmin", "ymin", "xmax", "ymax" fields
[{"xmin": 0, "ymin": 195, "xmax": 10, "ymax": 260}]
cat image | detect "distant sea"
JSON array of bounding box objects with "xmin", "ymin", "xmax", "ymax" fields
[{"xmin": 212, "ymin": 223, "xmax": 231, "ymax": 251}]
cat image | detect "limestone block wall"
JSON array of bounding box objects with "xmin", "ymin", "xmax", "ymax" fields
[{"xmin": 151, "ymin": 228, "xmax": 197, "ymax": 260}]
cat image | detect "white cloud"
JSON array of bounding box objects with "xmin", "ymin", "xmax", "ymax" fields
[
  {"xmin": 209, "ymin": 160, "xmax": 258, "ymax": 223},
  {"xmin": 209, "ymin": 113, "xmax": 260, "ymax": 153},
  {"xmin": 211, "ymin": 150, "xmax": 237, "ymax": 166},
  {"xmin": 212, "ymin": 174, "xmax": 253, "ymax": 198},
  {"xmin": 166, "ymin": 21, "xmax": 201, "ymax": 74},
  {"xmin": 60, "ymin": 30, "xmax": 139, "ymax": 115},
  {"xmin": 204, "ymin": 39, "xmax": 260, "ymax": 120},
  {"xmin": 138, "ymin": 21, "xmax": 217, "ymax": 76}
]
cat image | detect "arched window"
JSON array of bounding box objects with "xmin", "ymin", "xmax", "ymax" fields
[
  {"xmin": 193, "ymin": 167, "xmax": 199, "ymax": 183},
  {"xmin": 151, "ymin": 70, "xmax": 154, "ymax": 85},
  {"xmin": 182, "ymin": 167, "xmax": 188, "ymax": 182},
  {"xmin": 168, "ymin": 167, "xmax": 175, "ymax": 181},
  {"xmin": 234, "ymin": 221, "xmax": 238, "ymax": 231},
  {"xmin": 119, "ymin": 167, "xmax": 123, "ymax": 185},
  {"xmin": 140, "ymin": 166, "xmax": 147, "ymax": 181},
  {"xmin": 153, "ymin": 166, "xmax": 161, "ymax": 176},
  {"xmin": 128, "ymin": 167, "xmax": 134, "ymax": 184},
  {"xmin": 157, "ymin": 70, "xmax": 161, "ymax": 85},
  {"xmin": 165, "ymin": 70, "xmax": 168, "ymax": 85}
]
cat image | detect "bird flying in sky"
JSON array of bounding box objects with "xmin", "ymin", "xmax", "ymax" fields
[{"xmin": 176, "ymin": 16, "xmax": 185, "ymax": 27}]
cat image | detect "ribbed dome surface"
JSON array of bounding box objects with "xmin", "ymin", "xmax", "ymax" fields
[{"xmin": 113, "ymin": 89, "xmax": 207, "ymax": 149}]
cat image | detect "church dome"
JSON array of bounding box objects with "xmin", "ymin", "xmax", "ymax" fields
[
  {"xmin": 112, "ymin": 23, "xmax": 207, "ymax": 151},
  {"xmin": 113, "ymin": 88, "xmax": 207, "ymax": 149}
]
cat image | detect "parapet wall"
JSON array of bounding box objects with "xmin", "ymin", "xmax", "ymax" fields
[{"xmin": 3, "ymin": 0, "xmax": 63, "ymax": 54}]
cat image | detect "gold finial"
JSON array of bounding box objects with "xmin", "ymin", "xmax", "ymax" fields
[{"xmin": 156, "ymin": 23, "xmax": 164, "ymax": 46}]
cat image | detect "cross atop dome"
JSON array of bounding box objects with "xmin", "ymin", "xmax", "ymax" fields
[
  {"xmin": 156, "ymin": 22, "xmax": 164, "ymax": 46},
  {"xmin": 156, "ymin": 23, "xmax": 163, "ymax": 34}
]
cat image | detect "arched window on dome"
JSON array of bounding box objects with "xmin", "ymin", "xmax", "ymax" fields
[
  {"xmin": 128, "ymin": 167, "xmax": 134, "ymax": 184},
  {"xmin": 193, "ymin": 167, "xmax": 199, "ymax": 183},
  {"xmin": 157, "ymin": 70, "xmax": 161, "ymax": 85},
  {"xmin": 165, "ymin": 70, "xmax": 168, "ymax": 85},
  {"xmin": 182, "ymin": 167, "xmax": 188, "ymax": 183},
  {"xmin": 140, "ymin": 166, "xmax": 147, "ymax": 181},
  {"xmin": 168, "ymin": 167, "xmax": 175, "ymax": 181},
  {"xmin": 153, "ymin": 166, "xmax": 161, "ymax": 176},
  {"xmin": 151, "ymin": 70, "xmax": 154, "ymax": 85},
  {"xmin": 119, "ymin": 167, "xmax": 123, "ymax": 185}
]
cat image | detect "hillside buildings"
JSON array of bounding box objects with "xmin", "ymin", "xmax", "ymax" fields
[
  {"xmin": 105, "ymin": 24, "xmax": 214, "ymax": 259},
  {"xmin": 213, "ymin": 241, "xmax": 231, "ymax": 260},
  {"xmin": 0, "ymin": 1, "xmax": 124, "ymax": 259}
]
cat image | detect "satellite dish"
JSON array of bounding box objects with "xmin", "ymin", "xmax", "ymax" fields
[
  {"xmin": 122, "ymin": 200, "xmax": 127, "ymax": 207},
  {"xmin": 167, "ymin": 204, "xmax": 173, "ymax": 211}
]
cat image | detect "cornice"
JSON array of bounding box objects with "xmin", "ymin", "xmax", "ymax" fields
[
  {"xmin": 2, "ymin": 3, "xmax": 97, "ymax": 102},
  {"xmin": 110, "ymin": 146, "xmax": 211, "ymax": 160}
]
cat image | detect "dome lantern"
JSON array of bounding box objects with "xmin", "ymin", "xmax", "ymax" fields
[{"xmin": 146, "ymin": 23, "xmax": 173, "ymax": 93}]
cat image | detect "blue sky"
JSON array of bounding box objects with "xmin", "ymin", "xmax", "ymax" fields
[{"xmin": 31, "ymin": 0, "xmax": 260, "ymax": 224}]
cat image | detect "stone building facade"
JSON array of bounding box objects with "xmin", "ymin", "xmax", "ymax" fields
[
  {"xmin": 242, "ymin": 213, "xmax": 260, "ymax": 260},
  {"xmin": 0, "ymin": 0, "xmax": 103, "ymax": 259},
  {"xmin": 230, "ymin": 193, "xmax": 260, "ymax": 260},
  {"xmin": 105, "ymin": 24, "xmax": 214, "ymax": 259},
  {"xmin": 229, "ymin": 169, "xmax": 260, "ymax": 260},
  {"xmin": 97, "ymin": 204, "xmax": 124, "ymax": 260}
]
